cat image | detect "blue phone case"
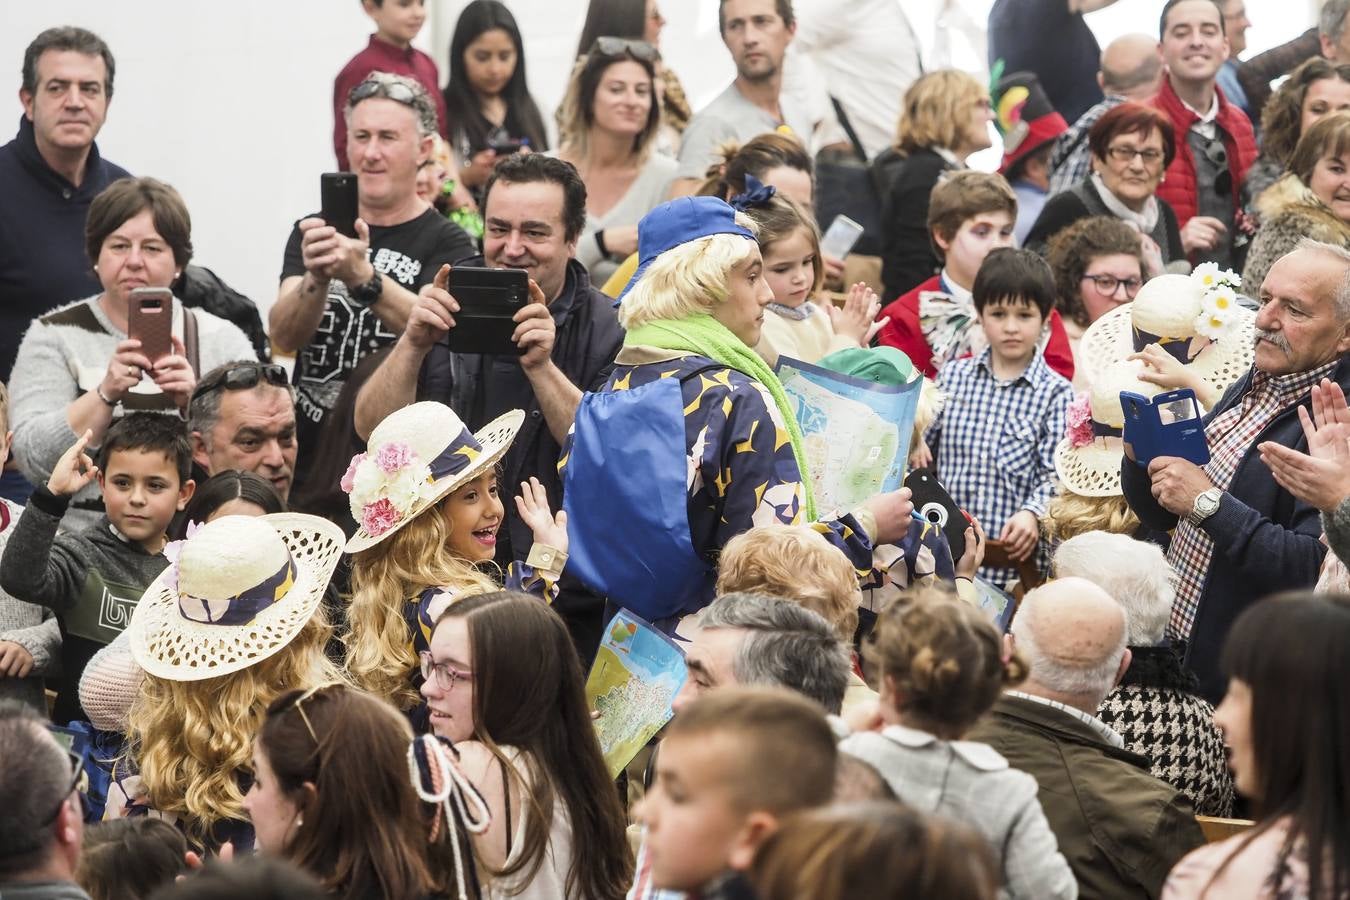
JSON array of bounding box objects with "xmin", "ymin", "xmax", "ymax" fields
[{"xmin": 1121, "ymin": 389, "xmax": 1210, "ymax": 468}]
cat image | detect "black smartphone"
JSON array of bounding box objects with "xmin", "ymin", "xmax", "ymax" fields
[
  {"xmin": 487, "ymin": 138, "xmax": 524, "ymax": 156},
  {"xmin": 446, "ymin": 267, "xmax": 530, "ymax": 356},
  {"xmin": 320, "ymin": 172, "xmax": 359, "ymax": 238}
]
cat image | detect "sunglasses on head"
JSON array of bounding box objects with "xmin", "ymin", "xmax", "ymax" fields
[
  {"xmin": 591, "ymin": 36, "xmax": 659, "ymax": 61},
  {"xmin": 349, "ymin": 78, "xmax": 419, "ymax": 107},
  {"xmin": 190, "ymin": 363, "xmax": 289, "ymax": 404}
]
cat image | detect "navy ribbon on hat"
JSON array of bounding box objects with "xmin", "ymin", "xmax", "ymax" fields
[
  {"xmin": 1091, "ymin": 420, "xmax": 1123, "ymax": 438},
  {"xmin": 728, "ymin": 174, "xmax": 776, "ymax": 212},
  {"xmin": 178, "ymin": 551, "xmax": 297, "ymax": 626},
  {"xmin": 428, "ymin": 426, "xmax": 484, "ymax": 481},
  {"xmin": 1132, "ymin": 325, "xmax": 1194, "ymax": 364}
]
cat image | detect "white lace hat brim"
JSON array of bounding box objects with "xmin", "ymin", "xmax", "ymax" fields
[
  {"xmin": 1055, "ymin": 436, "xmax": 1129, "ymax": 497},
  {"xmin": 1078, "ymin": 303, "xmax": 1256, "ymax": 395},
  {"xmin": 127, "ymin": 513, "xmax": 346, "ymax": 682},
  {"xmin": 345, "ymin": 409, "xmax": 525, "ymax": 555}
]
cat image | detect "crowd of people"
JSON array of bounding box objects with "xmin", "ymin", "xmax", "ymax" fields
[{"xmin": 1, "ymin": 0, "xmax": 1350, "ymax": 898}]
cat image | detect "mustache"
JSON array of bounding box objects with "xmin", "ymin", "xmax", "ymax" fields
[{"xmin": 1255, "ymin": 329, "xmax": 1292, "ymax": 353}]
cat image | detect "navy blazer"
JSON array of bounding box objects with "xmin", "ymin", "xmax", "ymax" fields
[{"xmin": 1121, "ymin": 356, "xmax": 1350, "ymax": 702}]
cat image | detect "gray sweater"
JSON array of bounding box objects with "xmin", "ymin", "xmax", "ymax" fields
[
  {"xmin": 9, "ymin": 293, "xmax": 256, "ymax": 533},
  {"xmin": 0, "ymin": 497, "xmax": 61, "ymax": 713},
  {"xmin": 0, "ymin": 486, "xmax": 167, "ymax": 724}
]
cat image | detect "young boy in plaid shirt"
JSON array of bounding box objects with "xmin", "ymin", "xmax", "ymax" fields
[{"xmin": 926, "ymin": 248, "xmax": 1073, "ymax": 585}]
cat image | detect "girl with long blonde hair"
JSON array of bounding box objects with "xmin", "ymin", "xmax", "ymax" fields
[
  {"xmin": 342, "ymin": 402, "xmax": 566, "ymax": 712},
  {"xmin": 113, "ymin": 513, "xmax": 347, "ymax": 850}
]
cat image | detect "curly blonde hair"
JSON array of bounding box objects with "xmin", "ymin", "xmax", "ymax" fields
[
  {"xmin": 617, "ymin": 223, "xmax": 759, "ymax": 331},
  {"xmin": 864, "ymin": 585, "xmax": 1027, "ymax": 738},
  {"xmin": 1042, "ymin": 489, "xmax": 1140, "ymax": 543},
  {"xmin": 345, "ymin": 495, "xmax": 498, "ymax": 710},
  {"xmin": 123, "ymin": 612, "xmax": 342, "ymax": 845},
  {"xmin": 715, "ymin": 525, "xmax": 861, "ymax": 641},
  {"xmin": 895, "ymin": 70, "xmax": 988, "ymax": 156}
]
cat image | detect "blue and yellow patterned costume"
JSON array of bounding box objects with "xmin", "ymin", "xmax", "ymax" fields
[{"xmin": 561, "ymin": 348, "xmax": 875, "ymax": 621}]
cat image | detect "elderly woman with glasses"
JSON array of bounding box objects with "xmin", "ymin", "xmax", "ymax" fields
[
  {"xmin": 1025, "ymin": 103, "xmax": 1183, "ymax": 277},
  {"xmin": 9, "ymin": 177, "xmax": 257, "ymax": 532},
  {"xmin": 556, "ymin": 37, "xmax": 676, "ymax": 286},
  {"xmin": 1242, "ymin": 111, "xmax": 1350, "ymax": 293}
]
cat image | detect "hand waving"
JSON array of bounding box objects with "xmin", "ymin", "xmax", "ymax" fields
[{"xmin": 515, "ymin": 477, "xmax": 568, "ymax": 555}]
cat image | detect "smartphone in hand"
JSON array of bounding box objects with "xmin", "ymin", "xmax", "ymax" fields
[
  {"xmin": 127, "ymin": 287, "xmax": 174, "ymax": 364},
  {"xmin": 320, "ymin": 172, "xmax": 359, "ymax": 238},
  {"xmin": 445, "ymin": 267, "xmax": 530, "ymax": 356}
]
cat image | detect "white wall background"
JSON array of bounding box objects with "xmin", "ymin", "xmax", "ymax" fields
[{"xmin": 2, "ymin": 0, "xmax": 1321, "ymax": 326}]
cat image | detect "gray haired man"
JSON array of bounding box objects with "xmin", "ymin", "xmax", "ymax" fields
[
  {"xmin": 0, "ymin": 701, "xmax": 88, "ymax": 898},
  {"xmin": 673, "ymin": 592, "xmax": 852, "ymax": 715},
  {"xmin": 270, "ymin": 72, "xmax": 476, "ymax": 492}
]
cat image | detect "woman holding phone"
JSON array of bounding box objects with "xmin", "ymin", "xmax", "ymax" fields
[{"xmin": 9, "ymin": 177, "xmax": 256, "ymax": 532}]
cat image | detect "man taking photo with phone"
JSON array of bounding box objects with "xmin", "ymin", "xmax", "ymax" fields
[
  {"xmin": 354, "ymin": 153, "xmax": 622, "ymax": 661},
  {"xmin": 271, "ymin": 72, "xmax": 475, "ymax": 490}
]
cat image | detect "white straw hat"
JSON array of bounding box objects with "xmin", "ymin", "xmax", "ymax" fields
[
  {"xmin": 1078, "ymin": 270, "xmax": 1255, "ymax": 394},
  {"xmin": 127, "ymin": 513, "xmax": 345, "ymax": 682},
  {"xmin": 1055, "ymin": 361, "xmax": 1162, "ymax": 497},
  {"xmin": 344, "ymin": 402, "xmax": 524, "ymax": 554}
]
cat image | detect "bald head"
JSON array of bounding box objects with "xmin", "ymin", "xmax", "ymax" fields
[
  {"xmin": 1100, "ymin": 33, "xmax": 1164, "ymax": 100},
  {"xmin": 1011, "ymin": 577, "xmax": 1131, "ymax": 708}
]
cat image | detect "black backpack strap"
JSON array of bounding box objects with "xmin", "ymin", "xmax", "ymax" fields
[{"xmin": 830, "ymin": 96, "xmax": 869, "ymax": 164}]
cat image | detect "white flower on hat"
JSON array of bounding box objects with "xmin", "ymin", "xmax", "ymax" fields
[
  {"xmin": 1192, "ymin": 268, "xmax": 1242, "ymax": 342},
  {"xmin": 343, "ymin": 441, "xmax": 437, "ymax": 537}
]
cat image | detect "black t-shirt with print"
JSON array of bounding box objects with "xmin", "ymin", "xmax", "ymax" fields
[{"xmin": 280, "ymin": 207, "xmax": 475, "ymax": 457}]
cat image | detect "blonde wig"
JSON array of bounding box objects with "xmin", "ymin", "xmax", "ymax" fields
[
  {"xmin": 123, "ymin": 611, "xmax": 342, "ymax": 845},
  {"xmin": 716, "ymin": 524, "xmax": 861, "ymax": 642},
  {"xmin": 617, "ymin": 223, "xmax": 759, "ymax": 331},
  {"xmin": 1042, "ymin": 488, "xmax": 1140, "ymax": 544},
  {"xmin": 895, "ymin": 70, "xmax": 988, "ymax": 156},
  {"xmin": 345, "ymin": 493, "xmax": 498, "ymax": 710}
]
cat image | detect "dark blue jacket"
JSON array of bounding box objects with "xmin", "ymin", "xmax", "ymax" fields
[
  {"xmin": 0, "ymin": 116, "xmax": 129, "ymax": 382},
  {"xmin": 1121, "ymin": 356, "xmax": 1350, "ymax": 702}
]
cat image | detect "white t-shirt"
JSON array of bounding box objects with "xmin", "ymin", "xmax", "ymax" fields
[{"xmin": 781, "ymin": 0, "xmax": 924, "ymax": 160}]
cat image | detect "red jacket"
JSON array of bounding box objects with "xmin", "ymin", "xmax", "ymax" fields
[
  {"xmin": 1150, "ymin": 77, "xmax": 1257, "ymax": 229},
  {"xmin": 875, "ymin": 275, "xmax": 1076, "ymax": 380}
]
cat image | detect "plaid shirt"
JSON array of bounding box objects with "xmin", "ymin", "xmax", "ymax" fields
[
  {"xmin": 929, "ymin": 348, "xmax": 1073, "ymax": 582},
  {"xmin": 1168, "ymin": 362, "xmax": 1338, "ymax": 639},
  {"xmin": 1048, "ymin": 95, "xmax": 1125, "ymax": 195}
]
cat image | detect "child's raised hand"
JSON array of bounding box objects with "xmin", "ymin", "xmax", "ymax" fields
[
  {"xmin": 46, "ymin": 429, "xmax": 100, "ymax": 497},
  {"xmin": 515, "ymin": 477, "xmax": 568, "ymax": 556},
  {"xmin": 955, "ymin": 515, "xmax": 987, "ymax": 580},
  {"xmin": 1129, "ymin": 345, "xmax": 1218, "ymax": 408},
  {"xmin": 827, "ymin": 281, "xmax": 886, "ymax": 346}
]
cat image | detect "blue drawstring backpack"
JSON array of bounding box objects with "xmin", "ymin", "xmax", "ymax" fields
[{"xmin": 563, "ymin": 368, "xmax": 720, "ymax": 624}]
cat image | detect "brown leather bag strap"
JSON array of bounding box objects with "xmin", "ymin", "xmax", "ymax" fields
[{"xmin": 182, "ymin": 306, "xmax": 201, "ymax": 377}]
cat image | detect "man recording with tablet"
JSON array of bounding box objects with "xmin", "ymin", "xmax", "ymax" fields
[{"xmin": 355, "ymin": 152, "xmax": 623, "ymax": 659}]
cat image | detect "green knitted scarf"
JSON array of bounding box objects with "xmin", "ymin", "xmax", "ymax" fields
[{"xmin": 625, "ymin": 314, "xmax": 817, "ymax": 521}]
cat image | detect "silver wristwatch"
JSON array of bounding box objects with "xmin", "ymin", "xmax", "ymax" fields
[{"xmin": 1188, "ymin": 488, "xmax": 1222, "ymax": 526}]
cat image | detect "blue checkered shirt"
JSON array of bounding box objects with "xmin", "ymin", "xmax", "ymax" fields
[
  {"xmin": 1048, "ymin": 95, "xmax": 1125, "ymax": 195},
  {"xmin": 928, "ymin": 348, "xmax": 1073, "ymax": 582}
]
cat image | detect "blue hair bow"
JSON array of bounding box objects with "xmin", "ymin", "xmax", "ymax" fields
[{"xmin": 728, "ymin": 174, "xmax": 776, "ymax": 211}]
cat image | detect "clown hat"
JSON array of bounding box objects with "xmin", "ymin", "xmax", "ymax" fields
[{"xmin": 993, "ymin": 71, "xmax": 1068, "ymax": 175}]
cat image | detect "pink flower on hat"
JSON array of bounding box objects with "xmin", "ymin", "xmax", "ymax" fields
[
  {"xmin": 341, "ymin": 452, "xmax": 367, "ymax": 493},
  {"xmin": 375, "ymin": 441, "xmax": 415, "ymax": 474},
  {"xmin": 161, "ymin": 520, "xmax": 204, "ymax": 593},
  {"xmin": 361, "ymin": 497, "xmax": 403, "ymax": 536},
  {"xmin": 1065, "ymin": 394, "xmax": 1094, "ymax": 449}
]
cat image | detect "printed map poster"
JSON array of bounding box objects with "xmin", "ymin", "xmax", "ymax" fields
[
  {"xmin": 776, "ymin": 356, "xmax": 923, "ymax": 519},
  {"xmin": 587, "ymin": 610, "xmax": 687, "ymax": 778}
]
